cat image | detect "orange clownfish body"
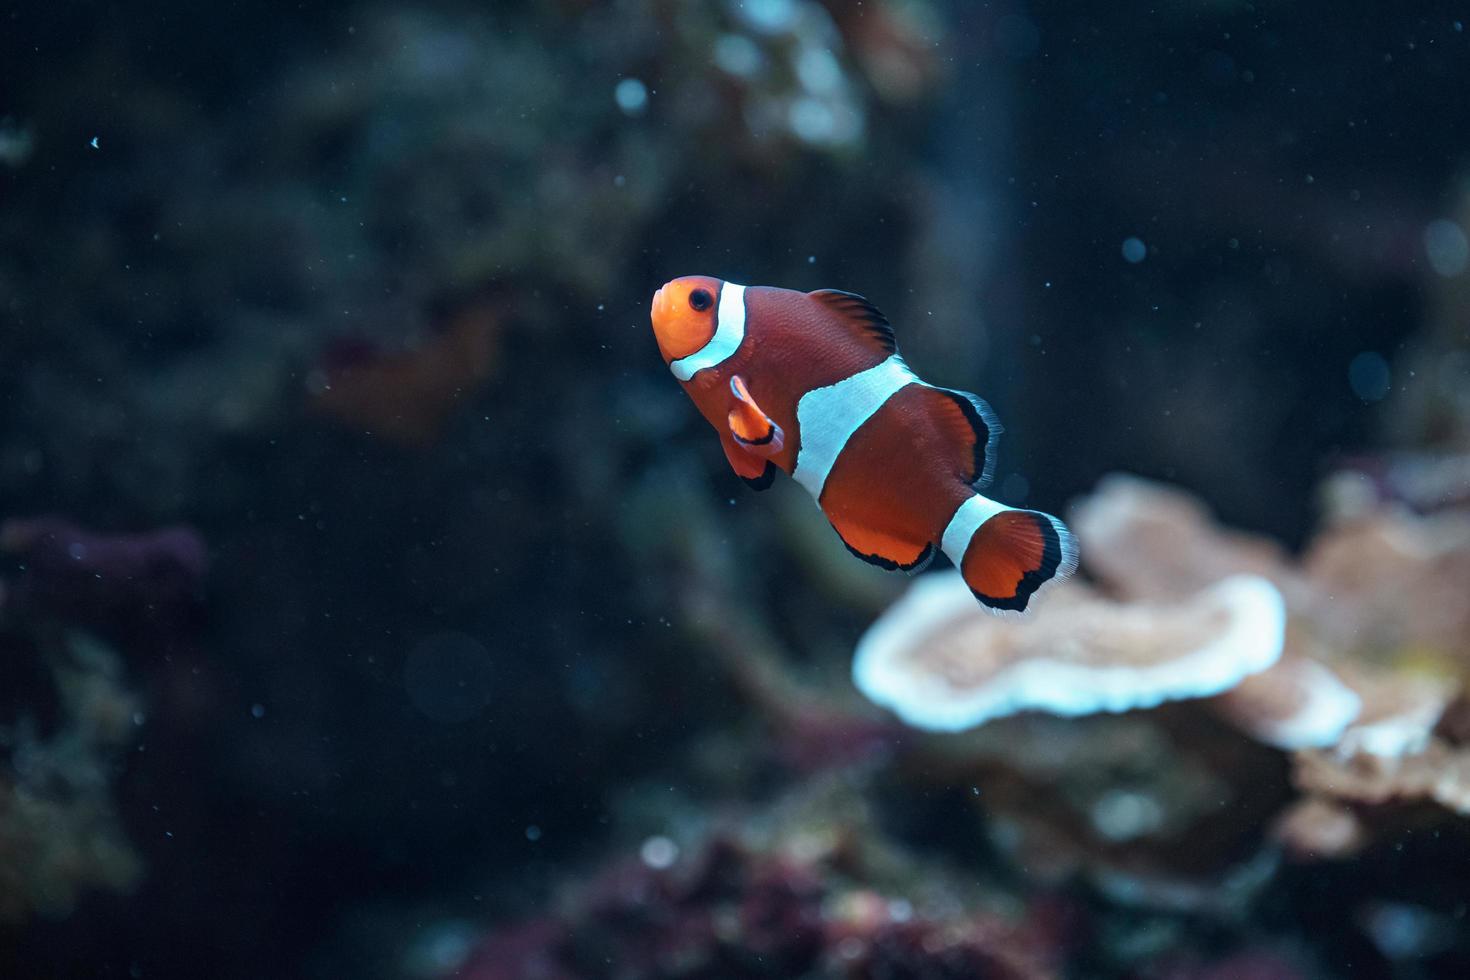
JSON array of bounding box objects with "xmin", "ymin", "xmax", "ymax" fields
[{"xmin": 650, "ymin": 276, "xmax": 1077, "ymax": 613}]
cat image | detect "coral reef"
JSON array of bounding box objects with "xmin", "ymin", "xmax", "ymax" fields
[
  {"xmin": 853, "ymin": 573, "xmax": 1286, "ymax": 731},
  {"xmin": 1, "ymin": 516, "xmax": 206, "ymax": 648},
  {"xmin": 0, "ymin": 629, "xmax": 143, "ymax": 921},
  {"xmin": 461, "ymin": 779, "xmax": 1059, "ymax": 980}
]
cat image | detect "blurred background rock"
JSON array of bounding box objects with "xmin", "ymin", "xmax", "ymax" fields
[{"xmin": 3, "ymin": 1, "xmax": 1470, "ymax": 977}]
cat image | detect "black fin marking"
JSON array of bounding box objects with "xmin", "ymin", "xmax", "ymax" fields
[
  {"xmin": 742, "ymin": 461, "xmax": 777, "ymax": 491},
  {"xmin": 809, "ymin": 289, "xmax": 898, "ymax": 355},
  {"xmin": 732, "ymin": 422, "xmax": 777, "ymax": 447},
  {"xmin": 970, "ymin": 512, "xmax": 1065, "ymax": 612},
  {"xmin": 833, "ymin": 527, "xmax": 934, "ymax": 573},
  {"xmin": 938, "ymin": 388, "xmax": 1003, "ymax": 489}
]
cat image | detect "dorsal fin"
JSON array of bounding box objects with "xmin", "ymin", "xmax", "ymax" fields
[{"xmin": 809, "ymin": 289, "xmax": 898, "ymax": 356}]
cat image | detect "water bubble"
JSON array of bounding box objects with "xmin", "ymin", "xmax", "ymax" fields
[
  {"xmin": 795, "ymin": 47, "xmax": 842, "ymax": 96},
  {"xmin": 788, "ymin": 97, "xmax": 837, "ymax": 144},
  {"xmin": 1121, "ymin": 237, "xmax": 1147, "ymax": 263},
  {"xmin": 738, "ymin": 0, "xmax": 797, "ymax": 34},
  {"xmin": 1091, "ymin": 790, "xmax": 1164, "ymax": 842},
  {"xmin": 639, "ymin": 835, "xmax": 678, "ymax": 869},
  {"xmin": 1424, "ymin": 219, "xmax": 1468, "ymax": 278},
  {"xmin": 614, "ymin": 78, "xmax": 648, "ymax": 116},
  {"xmin": 1349, "ymin": 351, "xmax": 1392, "ymax": 402},
  {"xmin": 713, "ymin": 34, "xmax": 764, "ymax": 78},
  {"xmin": 403, "ymin": 631, "xmax": 495, "ymax": 724}
]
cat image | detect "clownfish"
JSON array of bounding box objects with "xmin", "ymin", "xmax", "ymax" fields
[{"xmin": 650, "ymin": 276, "xmax": 1077, "ymax": 612}]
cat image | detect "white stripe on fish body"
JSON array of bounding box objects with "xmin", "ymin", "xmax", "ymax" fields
[
  {"xmin": 670, "ymin": 282, "xmax": 747, "ymax": 381},
  {"xmin": 940, "ymin": 494, "xmax": 1011, "ymax": 569},
  {"xmin": 792, "ymin": 354, "xmax": 925, "ymax": 498}
]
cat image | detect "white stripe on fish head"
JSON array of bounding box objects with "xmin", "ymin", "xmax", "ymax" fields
[{"xmin": 670, "ymin": 282, "xmax": 746, "ymax": 381}]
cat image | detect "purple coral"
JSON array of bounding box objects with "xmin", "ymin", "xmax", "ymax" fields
[
  {"xmin": 1, "ymin": 517, "xmax": 206, "ymax": 647},
  {"xmin": 461, "ymin": 834, "xmax": 1056, "ymax": 980}
]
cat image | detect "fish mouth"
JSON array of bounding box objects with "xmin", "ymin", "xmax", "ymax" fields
[{"xmin": 650, "ymin": 284, "xmax": 672, "ymax": 324}]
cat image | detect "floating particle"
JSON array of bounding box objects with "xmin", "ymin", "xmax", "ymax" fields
[
  {"xmin": 1348, "ymin": 352, "xmax": 1391, "ymax": 402},
  {"xmin": 1424, "ymin": 219, "xmax": 1469, "ymax": 278},
  {"xmin": 639, "ymin": 835, "xmax": 678, "ymax": 869},
  {"xmin": 89, "ymin": 136, "xmax": 99, "ymax": 150},
  {"xmin": 795, "ymin": 47, "xmax": 842, "ymax": 96},
  {"xmin": 1121, "ymin": 236, "xmax": 1147, "ymax": 263},
  {"xmin": 525, "ymin": 825, "xmax": 542, "ymax": 842},
  {"xmin": 403, "ymin": 631, "xmax": 495, "ymax": 724},
  {"xmin": 788, "ymin": 96, "xmax": 836, "ymax": 143},
  {"xmin": 737, "ymin": 0, "xmax": 797, "ymax": 34},
  {"xmin": 614, "ymin": 78, "xmax": 648, "ymax": 116},
  {"xmin": 713, "ymin": 34, "xmax": 764, "ymax": 78},
  {"xmin": 251, "ymin": 703, "xmax": 266, "ymax": 719}
]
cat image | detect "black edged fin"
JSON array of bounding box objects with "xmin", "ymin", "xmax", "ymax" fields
[
  {"xmin": 904, "ymin": 386, "xmax": 1002, "ymax": 490},
  {"xmin": 809, "ymin": 289, "xmax": 898, "ymax": 356},
  {"xmin": 939, "ymin": 388, "xmax": 1003, "ymax": 489},
  {"xmin": 843, "ymin": 535, "xmax": 934, "ymax": 573},
  {"xmin": 829, "ymin": 521, "xmax": 935, "ymax": 573},
  {"xmin": 742, "ymin": 461, "xmax": 777, "ymax": 491},
  {"xmin": 961, "ymin": 509, "xmax": 1078, "ymax": 614},
  {"xmin": 733, "ymin": 425, "xmax": 777, "ymax": 448}
]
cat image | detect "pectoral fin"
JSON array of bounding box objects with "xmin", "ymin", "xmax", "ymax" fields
[
  {"xmin": 720, "ymin": 430, "xmax": 777, "ymax": 490},
  {"xmin": 727, "ymin": 375, "xmax": 784, "ymax": 455}
]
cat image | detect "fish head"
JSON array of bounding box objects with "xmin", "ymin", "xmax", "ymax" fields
[{"xmin": 650, "ymin": 276, "xmax": 723, "ymax": 364}]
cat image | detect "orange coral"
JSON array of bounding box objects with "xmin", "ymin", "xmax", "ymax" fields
[{"xmin": 309, "ymin": 301, "xmax": 501, "ymax": 447}]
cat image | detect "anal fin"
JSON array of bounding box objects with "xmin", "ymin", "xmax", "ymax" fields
[{"xmin": 826, "ymin": 510, "xmax": 934, "ymax": 572}]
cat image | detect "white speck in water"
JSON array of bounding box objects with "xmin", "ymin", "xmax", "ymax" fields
[
  {"xmin": 1121, "ymin": 236, "xmax": 1147, "ymax": 263},
  {"xmin": 713, "ymin": 34, "xmax": 764, "ymax": 78},
  {"xmin": 1349, "ymin": 352, "xmax": 1392, "ymax": 402},
  {"xmin": 614, "ymin": 78, "xmax": 648, "ymax": 116},
  {"xmin": 807, "ymin": 254, "xmax": 816, "ymax": 264},
  {"xmin": 68, "ymin": 542, "xmax": 88, "ymax": 560},
  {"xmin": 639, "ymin": 835, "xmax": 679, "ymax": 869},
  {"xmin": 788, "ymin": 96, "xmax": 836, "ymax": 144},
  {"xmin": 89, "ymin": 136, "xmax": 99, "ymax": 150},
  {"xmin": 132, "ymin": 712, "xmax": 146, "ymax": 726},
  {"xmin": 525, "ymin": 824, "xmax": 542, "ymax": 842},
  {"xmin": 737, "ymin": 0, "xmax": 797, "ymax": 34},
  {"xmin": 1424, "ymin": 219, "xmax": 1469, "ymax": 278},
  {"xmin": 1091, "ymin": 790, "xmax": 1165, "ymax": 842},
  {"xmin": 251, "ymin": 703, "xmax": 266, "ymax": 719},
  {"xmin": 795, "ymin": 47, "xmax": 842, "ymax": 96}
]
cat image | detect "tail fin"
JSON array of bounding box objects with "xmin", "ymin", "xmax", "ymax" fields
[{"xmin": 940, "ymin": 495, "xmax": 1078, "ymax": 613}]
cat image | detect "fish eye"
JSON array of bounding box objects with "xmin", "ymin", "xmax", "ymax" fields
[{"xmin": 688, "ymin": 288, "xmax": 714, "ymax": 312}]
